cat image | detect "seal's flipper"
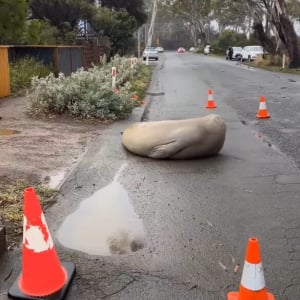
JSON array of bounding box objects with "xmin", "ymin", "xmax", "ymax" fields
[{"xmin": 149, "ymin": 140, "xmax": 183, "ymax": 159}]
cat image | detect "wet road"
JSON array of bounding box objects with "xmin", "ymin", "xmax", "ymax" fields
[{"xmin": 1, "ymin": 52, "xmax": 300, "ymax": 300}]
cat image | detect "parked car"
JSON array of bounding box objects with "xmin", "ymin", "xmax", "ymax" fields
[
  {"xmin": 177, "ymin": 47, "xmax": 186, "ymax": 53},
  {"xmin": 204, "ymin": 45, "xmax": 210, "ymax": 55},
  {"xmin": 240, "ymin": 45, "xmax": 264, "ymax": 62},
  {"xmin": 142, "ymin": 47, "xmax": 159, "ymax": 61},
  {"xmin": 226, "ymin": 46, "xmax": 243, "ymax": 60},
  {"xmin": 156, "ymin": 46, "xmax": 164, "ymax": 53}
]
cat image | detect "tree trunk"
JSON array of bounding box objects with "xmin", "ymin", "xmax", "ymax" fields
[
  {"xmin": 253, "ymin": 22, "xmax": 277, "ymax": 54},
  {"xmin": 273, "ymin": 0, "xmax": 300, "ymax": 68}
]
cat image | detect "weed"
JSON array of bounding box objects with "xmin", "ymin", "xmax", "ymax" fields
[
  {"xmin": 0, "ymin": 180, "xmax": 57, "ymax": 248},
  {"xmin": 10, "ymin": 57, "xmax": 52, "ymax": 95}
]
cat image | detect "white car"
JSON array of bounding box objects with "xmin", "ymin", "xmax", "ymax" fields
[
  {"xmin": 156, "ymin": 46, "xmax": 164, "ymax": 53},
  {"xmin": 240, "ymin": 45, "xmax": 264, "ymax": 62},
  {"xmin": 142, "ymin": 47, "xmax": 159, "ymax": 61},
  {"xmin": 226, "ymin": 46, "xmax": 243, "ymax": 60}
]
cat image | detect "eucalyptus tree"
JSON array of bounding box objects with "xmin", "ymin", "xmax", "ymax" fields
[
  {"xmin": 88, "ymin": 7, "xmax": 138, "ymax": 55},
  {"xmin": 29, "ymin": 0, "xmax": 94, "ymax": 42},
  {"xmin": 166, "ymin": 0, "xmax": 212, "ymax": 46},
  {"xmin": 211, "ymin": 0, "xmax": 250, "ymax": 33},
  {"xmin": 100, "ymin": 0, "xmax": 147, "ymax": 26},
  {"xmin": 0, "ymin": 0, "xmax": 28, "ymax": 44},
  {"xmin": 245, "ymin": 0, "xmax": 300, "ymax": 68}
]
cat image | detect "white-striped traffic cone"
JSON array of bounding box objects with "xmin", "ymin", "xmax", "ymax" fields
[
  {"xmin": 205, "ymin": 89, "xmax": 217, "ymax": 109},
  {"xmin": 257, "ymin": 96, "xmax": 270, "ymax": 119},
  {"xmin": 227, "ymin": 237, "xmax": 275, "ymax": 300}
]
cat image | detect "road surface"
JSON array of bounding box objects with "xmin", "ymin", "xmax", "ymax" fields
[{"xmin": 1, "ymin": 52, "xmax": 300, "ymax": 300}]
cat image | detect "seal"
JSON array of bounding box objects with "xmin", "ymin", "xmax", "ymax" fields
[{"xmin": 121, "ymin": 114, "xmax": 226, "ymax": 159}]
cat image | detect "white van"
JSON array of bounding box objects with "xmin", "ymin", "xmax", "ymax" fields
[{"xmin": 240, "ymin": 46, "xmax": 264, "ymax": 61}]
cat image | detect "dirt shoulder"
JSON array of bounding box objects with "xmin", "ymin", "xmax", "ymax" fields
[{"xmin": 0, "ymin": 96, "xmax": 103, "ymax": 250}]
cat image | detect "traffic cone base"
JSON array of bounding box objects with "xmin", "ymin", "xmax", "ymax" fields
[
  {"xmin": 8, "ymin": 261, "xmax": 76, "ymax": 300},
  {"xmin": 256, "ymin": 112, "xmax": 270, "ymax": 119},
  {"xmin": 206, "ymin": 101, "xmax": 217, "ymax": 109},
  {"xmin": 227, "ymin": 291, "xmax": 275, "ymax": 300}
]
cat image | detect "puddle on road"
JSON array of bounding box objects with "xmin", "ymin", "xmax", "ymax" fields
[
  {"xmin": 57, "ymin": 180, "xmax": 146, "ymax": 256},
  {"xmin": 0, "ymin": 129, "xmax": 19, "ymax": 135}
]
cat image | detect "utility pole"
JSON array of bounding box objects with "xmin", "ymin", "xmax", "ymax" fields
[
  {"xmin": 146, "ymin": 0, "xmax": 158, "ymax": 47},
  {"xmin": 137, "ymin": 27, "xmax": 141, "ymax": 58}
]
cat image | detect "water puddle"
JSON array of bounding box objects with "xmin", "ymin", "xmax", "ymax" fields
[
  {"xmin": 0, "ymin": 129, "xmax": 19, "ymax": 135},
  {"xmin": 57, "ymin": 180, "xmax": 146, "ymax": 256}
]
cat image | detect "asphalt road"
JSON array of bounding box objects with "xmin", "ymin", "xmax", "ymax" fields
[{"xmin": 1, "ymin": 52, "xmax": 300, "ymax": 300}]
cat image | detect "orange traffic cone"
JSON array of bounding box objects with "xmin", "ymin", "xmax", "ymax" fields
[
  {"xmin": 8, "ymin": 187, "xmax": 75, "ymax": 299},
  {"xmin": 205, "ymin": 89, "xmax": 217, "ymax": 109},
  {"xmin": 227, "ymin": 237, "xmax": 275, "ymax": 300},
  {"xmin": 257, "ymin": 96, "xmax": 270, "ymax": 119}
]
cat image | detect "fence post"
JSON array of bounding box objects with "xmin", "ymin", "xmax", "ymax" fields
[
  {"xmin": 112, "ymin": 67, "xmax": 117, "ymax": 89},
  {"xmin": 282, "ymin": 54, "xmax": 286, "ymax": 69},
  {"xmin": 0, "ymin": 46, "xmax": 11, "ymax": 98}
]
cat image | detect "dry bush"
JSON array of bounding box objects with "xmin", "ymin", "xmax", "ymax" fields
[{"xmin": 254, "ymin": 54, "xmax": 289, "ymax": 68}]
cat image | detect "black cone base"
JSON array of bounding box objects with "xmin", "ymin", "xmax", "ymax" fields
[{"xmin": 8, "ymin": 261, "xmax": 76, "ymax": 300}]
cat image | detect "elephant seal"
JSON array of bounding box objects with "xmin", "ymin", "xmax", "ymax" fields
[{"xmin": 121, "ymin": 114, "xmax": 226, "ymax": 159}]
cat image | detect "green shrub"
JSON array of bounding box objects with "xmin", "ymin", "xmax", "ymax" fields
[
  {"xmin": 26, "ymin": 56, "xmax": 148, "ymax": 121},
  {"xmin": 211, "ymin": 30, "xmax": 251, "ymax": 54},
  {"xmin": 10, "ymin": 57, "xmax": 52, "ymax": 95}
]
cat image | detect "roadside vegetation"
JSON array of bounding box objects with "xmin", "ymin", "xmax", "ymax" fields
[
  {"xmin": 26, "ymin": 56, "xmax": 151, "ymax": 121},
  {"xmin": 251, "ymin": 55, "xmax": 300, "ymax": 74},
  {"xmin": 10, "ymin": 57, "xmax": 52, "ymax": 95}
]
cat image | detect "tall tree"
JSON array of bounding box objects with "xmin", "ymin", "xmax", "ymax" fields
[
  {"xmin": 271, "ymin": 0, "xmax": 300, "ymax": 67},
  {"xmin": 211, "ymin": 0, "xmax": 249, "ymax": 33},
  {"xmin": 89, "ymin": 7, "xmax": 137, "ymax": 55},
  {"xmin": 246, "ymin": 0, "xmax": 300, "ymax": 68},
  {"xmin": 0, "ymin": 0, "xmax": 28, "ymax": 44},
  {"xmin": 29, "ymin": 0, "xmax": 94, "ymax": 37},
  {"xmin": 167, "ymin": 0, "xmax": 212, "ymax": 46},
  {"xmin": 100, "ymin": 0, "xmax": 147, "ymax": 26}
]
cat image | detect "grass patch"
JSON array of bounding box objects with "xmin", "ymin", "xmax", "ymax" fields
[
  {"xmin": 0, "ymin": 180, "xmax": 57, "ymax": 249},
  {"xmin": 249, "ymin": 62, "xmax": 300, "ymax": 74}
]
